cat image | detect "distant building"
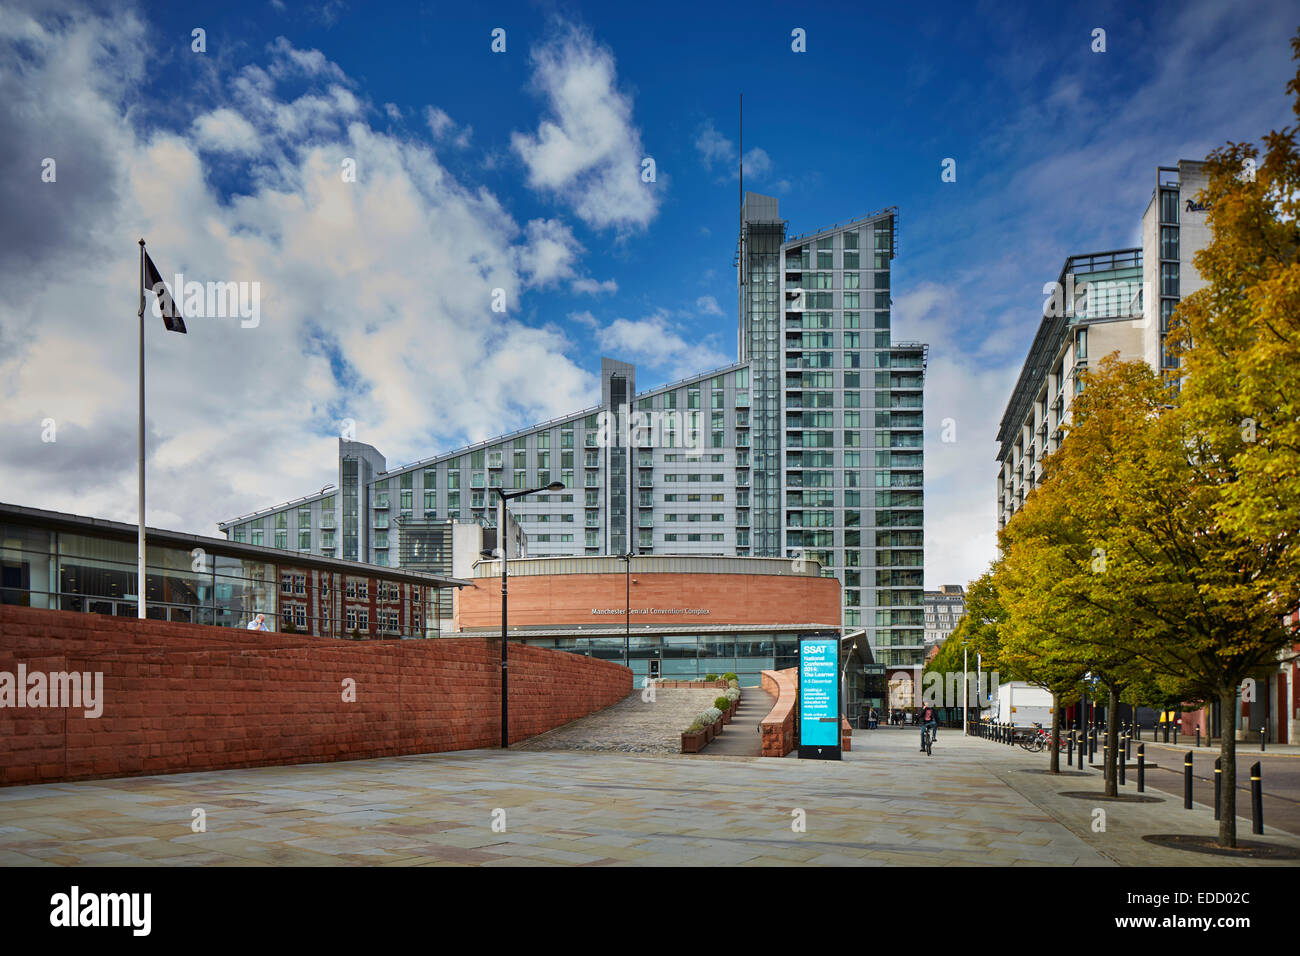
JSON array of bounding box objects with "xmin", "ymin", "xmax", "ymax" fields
[{"xmin": 924, "ymin": 584, "xmax": 966, "ymax": 647}]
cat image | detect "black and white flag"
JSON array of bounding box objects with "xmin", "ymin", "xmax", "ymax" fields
[{"xmin": 143, "ymin": 251, "xmax": 187, "ymax": 333}]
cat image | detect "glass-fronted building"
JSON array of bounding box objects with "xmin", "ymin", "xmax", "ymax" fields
[{"xmin": 0, "ymin": 502, "xmax": 467, "ymax": 638}]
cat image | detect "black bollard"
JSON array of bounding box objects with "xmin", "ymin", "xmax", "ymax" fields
[
  {"xmin": 1251, "ymin": 762, "xmax": 1263, "ymax": 835},
  {"xmin": 1119, "ymin": 740, "xmax": 1126, "ymax": 786},
  {"xmin": 1173, "ymin": 723, "xmax": 1179, "ymax": 746},
  {"xmin": 1137, "ymin": 743, "xmax": 1145, "ymax": 792},
  {"xmin": 1184, "ymin": 752, "xmax": 1193, "ymax": 809},
  {"xmin": 1214, "ymin": 757, "xmax": 1221, "ymax": 820},
  {"xmin": 1196, "ymin": 728, "xmax": 1201, "ymax": 749},
  {"xmin": 1089, "ymin": 729, "xmax": 1096, "ymax": 764},
  {"xmin": 1067, "ymin": 729, "xmax": 1074, "ymax": 765},
  {"xmin": 1260, "ymin": 728, "xmax": 1266, "ymax": 753},
  {"xmin": 1163, "ymin": 720, "xmax": 1170, "ymax": 744}
]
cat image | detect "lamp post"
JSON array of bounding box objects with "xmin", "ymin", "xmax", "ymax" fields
[
  {"xmin": 617, "ymin": 550, "xmax": 634, "ymax": 668},
  {"xmin": 487, "ymin": 481, "xmax": 564, "ymax": 749}
]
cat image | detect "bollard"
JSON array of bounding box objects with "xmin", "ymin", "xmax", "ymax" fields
[
  {"xmin": 1251, "ymin": 762, "xmax": 1263, "ymax": 835},
  {"xmin": 1184, "ymin": 752, "xmax": 1193, "ymax": 810},
  {"xmin": 1137, "ymin": 743, "xmax": 1145, "ymax": 792},
  {"xmin": 1196, "ymin": 728, "xmax": 1201, "ymax": 749},
  {"xmin": 1214, "ymin": 757, "xmax": 1221, "ymax": 820},
  {"xmin": 1260, "ymin": 728, "xmax": 1266, "ymax": 753},
  {"xmin": 1089, "ymin": 729, "xmax": 1096, "ymax": 763},
  {"xmin": 1173, "ymin": 723, "xmax": 1179, "ymax": 746},
  {"xmin": 1119, "ymin": 740, "xmax": 1126, "ymax": 786},
  {"xmin": 1163, "ymin": 720, "xmax": 1170, "ymax": 744},
  {"xmin": 1067, "ymin": 729, "xmax": 1074, "ymax": 765}
]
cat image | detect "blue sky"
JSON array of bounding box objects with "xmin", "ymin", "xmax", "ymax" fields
[{"xmin": 1, "ymin": 0, "xmax": 1297, "ymax": 587}]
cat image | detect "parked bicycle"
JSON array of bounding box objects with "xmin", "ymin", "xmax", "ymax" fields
[{"xmin": 1018, "ymin": 722, "xmax": 1065, "ymax": 753}]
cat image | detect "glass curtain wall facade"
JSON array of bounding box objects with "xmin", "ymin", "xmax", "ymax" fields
[
  {"xmin": 1, "ymin": 509, "xmax": 447, "ymax": 638},
  {"xmin": 740, "ymin": 193, "xmax": 785, "ymax": 557},
  {"xmin": 777, "ymin": 202, "xmax": 925, "ymax": 669}
]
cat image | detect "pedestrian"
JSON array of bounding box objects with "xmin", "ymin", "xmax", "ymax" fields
[{"xmin": 247, "ymin": 612, "xmax": 269, "ymax": 631}]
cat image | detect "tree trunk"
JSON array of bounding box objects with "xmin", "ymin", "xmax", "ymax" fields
[
  {"xmin": 1104, "ymin": 685, "xmax": 1120, "ymax": 797},
  {"xmin": 1218, "ymin": 686, "xmax": 1238, "ymax": 848},
  {"xmin": 1049, "ymin": 693, "xmax": 1061, "ymax": 774}
]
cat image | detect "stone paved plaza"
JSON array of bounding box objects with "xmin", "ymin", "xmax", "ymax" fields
[
  {"xmin": 1, "ymin": 727, "xmax": 1298, "ymax": 866},
  {"xmin": 514, "ymin": 688, "xmax": 723, "ymax": 755}
]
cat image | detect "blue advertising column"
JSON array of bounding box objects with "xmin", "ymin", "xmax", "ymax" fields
[{"xmin": 798, "ymin": 636, "xmax": 842, "ymax": 760}]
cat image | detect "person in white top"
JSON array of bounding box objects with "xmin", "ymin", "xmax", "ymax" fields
[{"xmin": 247, "ymin": 613, "xmax": 269, "ymax": 631}]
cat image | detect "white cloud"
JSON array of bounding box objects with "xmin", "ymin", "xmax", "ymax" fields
[
  {"xmin": 192, "ymin": 108, "xmax": 260, "ymax": 155},
  {"xmin": 571, "ymin": 277, "xmax": 617, "ymax": 295},
  {"xmin": 511, "ymin": 24, "xmax": 657, "ymax": 231},
  {"xmin": 694, "ymin": 119, "xmax": 773, "ymax": 181},
  {"xmin": 593, "ymin": 311, "xmax": 731, "ymax": 381},
  {"xmin": 515, "ymin": 218, "xmax": 582, "ymax": 288},
  {"xmin": 266, "ymin": 36, "xmax": 347, "ymax": 83},
  {"xmin": 425, "ymin": 105, "xmax": 472, "ymax": 148},
  {"xmin": 0, "ymin": 6, "xmax": 597, "ymax": 537},
  {"xmin": 892, "ymin": 282, "xmax": 1020, "ymax": 589},
  {"xmin": 695, "ymin": 295, "xmax": 723, "ymax": 316}
]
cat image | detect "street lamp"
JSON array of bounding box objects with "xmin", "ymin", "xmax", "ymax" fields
[
  {"xmin": 617, "ymin": 550, "xmax": 634, "ymax": 668},
  {"xmin": 488, "ymin": 481, "xmax": 564, "ymax": 749}
]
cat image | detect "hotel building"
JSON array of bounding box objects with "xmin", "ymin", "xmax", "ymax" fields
[{"xmin": 996, "ymin": 160, "xmax": 1208, "ymax": 527}]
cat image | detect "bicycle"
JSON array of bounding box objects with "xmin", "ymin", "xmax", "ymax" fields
[
  {"xmin": 1019, "ymin": 723, "xmax": 1066, "ymax": 753},
  {"xmin": 920, "ymin": 723, "xmax": 936, "ymax": 756}
]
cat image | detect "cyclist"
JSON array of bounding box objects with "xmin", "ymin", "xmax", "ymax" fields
[{"xmin": 920, "ymin": 703, "xmax": 938, "ymax": 751}]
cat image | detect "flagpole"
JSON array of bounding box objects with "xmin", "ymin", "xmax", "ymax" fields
[{"xmin": 138, "ymin": 238, "xmax": 146, "ymax": 619}]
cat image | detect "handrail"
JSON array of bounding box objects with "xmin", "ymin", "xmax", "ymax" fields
[
  {"xmin": 216, "ymin": 489, "xmax": 332, "ymax": 528},
  {"xmin": 785, "ymin": 205, "xmax": 898, "ymax": 244}
]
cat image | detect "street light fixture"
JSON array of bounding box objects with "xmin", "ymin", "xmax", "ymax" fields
[
  {"xmin": 617, "ymin": 550, "xmax": 635, "ymax": 668},
  {"xmin": 493, "ymin": 481, "xmax": 564, "ymax": 749}
]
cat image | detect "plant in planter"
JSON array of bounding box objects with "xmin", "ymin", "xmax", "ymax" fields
[
  {"xmin": 722, "ymin": 672, "xmax": 738, "ymax": 683},
  {"xmin": 724, "ymin": 688, "xmax": 740, "ymax": 716},
  {"xmin": 704, "ymin": 673, "xmax": 719, "ymax": 682},
  {"xmin": 681, "ymin": 719, "xmax": 708, "ymax": 754},
  {"xmin": 714, "ymin": 696, "xmax": 733, "ymax": 724},
  {"xmin": 702, "ymin": 706, "xmax": 723, "ymax": 738}
]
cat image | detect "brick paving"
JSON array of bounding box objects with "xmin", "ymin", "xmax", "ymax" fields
[{"xmin": 4, "ymin": 725, "xmax": 1300, "ymax": 866}]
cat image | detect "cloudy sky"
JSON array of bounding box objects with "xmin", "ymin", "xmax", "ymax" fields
[{"xmin": 1, "ymin": 0, "xmax": 1296, "ymax": 588}]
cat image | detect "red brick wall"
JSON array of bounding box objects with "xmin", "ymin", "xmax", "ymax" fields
[
  {"xmin": 760, "ymin": 668, "xmax": 797, "ymax": 757},
  {"xmin": 0, "ymin": 605, "xmax": 630, "ymax": 786},
  {"xmin": 457, "ymin": 571, "xmax": 841, "ymax": 630}
]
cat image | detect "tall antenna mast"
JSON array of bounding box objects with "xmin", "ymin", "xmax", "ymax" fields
[{"xmin": 737, "ymin": 93, "xmax": 744, "ymax": 358}]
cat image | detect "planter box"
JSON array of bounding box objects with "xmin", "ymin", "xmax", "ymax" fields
[
  {"xmin": 721, "ymin": 708, "xmax": 732, "ymax": 725},
  {"xmin": 681, "ymin": 732, "xmax": 706, "ymax": 754},
  {"xmin": 713, "ymin": 718, "xmax": 724, "ymax": 737}
]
